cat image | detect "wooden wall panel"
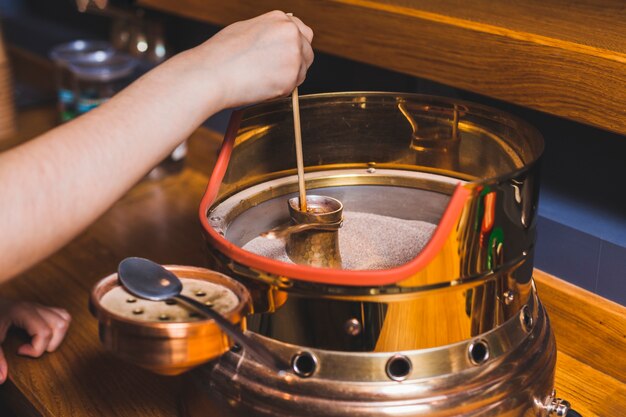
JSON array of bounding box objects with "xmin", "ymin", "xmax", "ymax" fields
[
  {"xmin": 535, "ymin": 270, "xmax": 626, "ymax": 383},
  {"xmin": 139, "ymin": 0, "xmax": 626, "ymax": 136}
]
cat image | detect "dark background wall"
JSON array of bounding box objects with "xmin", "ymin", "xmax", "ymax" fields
[{"xmin": 2, "ymin": 0, "xmax": 625, "ymax": 304}]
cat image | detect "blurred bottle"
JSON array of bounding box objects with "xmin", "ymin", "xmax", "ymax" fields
[
  {"xmin": 117, "ymin": 10, "xmax": 186, "ymax": 179},
  {"xmin": 67, "ymin": 51, "xmax": 137, "ymax": 115},
  {"xmin": 67, "ymin": 2, "xmax": 185, "ymax": 179},
  {"xmin": 49, "ymin": 40, "xmax": 114, "ymax": 122}
]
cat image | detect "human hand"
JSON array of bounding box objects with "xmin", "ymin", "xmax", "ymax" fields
[
  {"xmin": 0, "ymin": 299, "xmax": 71, "ymax": 384},
  {"xmin": 75, "ymin": 0, "xmax": 108, "ymax": 13},
  {"xmin": 188, "ymin": 10, "xmax": 314, "ymax": 109}
]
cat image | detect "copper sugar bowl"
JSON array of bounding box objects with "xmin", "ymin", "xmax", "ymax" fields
[{"xmin": 90, "ymin": 265, "xmax": 251, "ymax": 375}]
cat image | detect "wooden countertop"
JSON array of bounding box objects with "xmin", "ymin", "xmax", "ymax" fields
[
  {"xmin": 139, "ymin": 0, "xmax": 626, "ymax": 137},
  {"xmin": 0, "ymin": 107, "xmax": 624, "ymax": 417}
]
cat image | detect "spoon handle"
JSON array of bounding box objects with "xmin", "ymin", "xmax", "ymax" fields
[
  {"xmin": 261, "ymin": 220, "xmax": 343, "ymax": 240},
  {"xmin": 174, "ymin": 294, "xmax": 287, "ymax": 372}
]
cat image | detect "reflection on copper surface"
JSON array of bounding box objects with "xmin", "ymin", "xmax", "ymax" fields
[{"xmin": 90, "ymin": 265, "xmax": 251, "ymax": 375}]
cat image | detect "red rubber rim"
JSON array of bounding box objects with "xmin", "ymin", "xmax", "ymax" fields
[{"xmin": 199, "ymin": 110, "xmax": 471, "ymax": 286}]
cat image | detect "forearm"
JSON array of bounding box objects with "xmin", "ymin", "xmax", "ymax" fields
[
  {"xmin": 0, "ymin": 49, "xmax": 222, "ymax": 282},
  {"xmin": 0, "ymin": 11, "xmax": 313, "ymax": 283}
]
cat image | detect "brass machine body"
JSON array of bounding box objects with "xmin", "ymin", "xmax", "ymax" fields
[{"xmin": 194, "ymin": 93, "xmax": 558, "ymax": 416}]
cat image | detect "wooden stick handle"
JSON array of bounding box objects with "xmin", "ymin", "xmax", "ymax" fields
[
  {"xmin": 292, "ymin": 87, "xmax": 307, "ymax": 212},
  {"xmin": 286, "ymin": 13, "xmax": 307, "ymax": 212}
]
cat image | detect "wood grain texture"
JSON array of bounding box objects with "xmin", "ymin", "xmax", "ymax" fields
[
  {"xmin": 535, "ymin": 269, "xmax": 626, "ymax": 383},
  {"xmin": 0, "ymin": 105, "xmax": 58, "ymax": 152},
  {"xmin": 375, "ymin": 0, "xmax": 626, "ymax": 55},
  {"xmin": 555, "ymin": 351, "xmax": 626, "ymax": 417},
  {"xmin": 0, "ymin": 30, "xmax": 16, "ymax": 142},
  {"xmin": 138, "ymin": 0, "xmax": 626, "ymax": 136}
]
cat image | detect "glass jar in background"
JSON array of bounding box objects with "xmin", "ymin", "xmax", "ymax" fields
[
  {"xmin": 69, "ymin": 51, "xmax": 186, "ymax": 179},
  {"xmin": 49, "ymin": 40, "xmax": 114, "ymax": 122},
  {"xmin": 68, "ymin": 51, "xmax": 138, "ymax": 115}
]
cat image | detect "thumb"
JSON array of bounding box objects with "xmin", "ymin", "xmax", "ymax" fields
[{"xmin": 0, "ymin": 345, "xmax": 7, "ymax": 384}]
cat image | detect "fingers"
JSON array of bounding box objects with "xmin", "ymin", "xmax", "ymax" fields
[
  {"xmin": 36, "ymin": 308, "xmax": 71, "ymax": 352},
  {"xmin": 296, "ymin": 65, "xmax": 307, "ymax": 87},
  {"xmin": 294, "ymin": 32, "xmax": 314, "ymax": 87},
  {"xmin": 9, "ymin": 304, "xmax": 71, "ymax": 357},
  {"xmin": 0, "ymin": 346, "xmax": 6, "ymax": 384},
  {"xmin": 290, "ymin": 15, "xmax": 313, "ymax": 87},
  {"xmin": 209, "ymin": 10, "xmax": 315, "ymax": 107},
  {"xmin": 76, "ymin": 0, "xmax": 109, "ymax": 12},
  {"xmin": 289, "ymin": 15, "xmax": 314, "ymax": 43},
  {"xmin": 50, "ymin": 307, "xmax": 71, "ymax": 322},
  {"xmin": 300, "ymin": 33, "xmax": 315, "ymax": 69},
  {"xmin": 269, "ymin": 10, "xmax": 314, "ymax": 66},
  {"xmin": 0, "ymin": 300, "xmax": 70, "ymax": 385},
  {"xmin": 75, "ymin": 0, "xmax": 89, "ymax": 12},
  {"xmin": 14, "ymin": 308, "xmax": 53, "ymax": 357},
  {"xmin": 297, "ymin": 51, "xmax": 311, "ymax": 86}
]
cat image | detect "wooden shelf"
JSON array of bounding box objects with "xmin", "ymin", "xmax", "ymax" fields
[
  {"xmin": 535, "ymin": 270, "xmax": 626, "ymax": 383},
  {"xmin": 139, "ymin": 0, "xmax": 626, "ymax": 136}
]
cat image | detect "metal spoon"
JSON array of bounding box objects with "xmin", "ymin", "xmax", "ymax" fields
[
  {"xmin": 260, "ymin": 195, "xmax": 344, "ymax": 240},
  {"xmin": 117, "ymin": 257, "xmax": 288, "ymax": 373}
]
